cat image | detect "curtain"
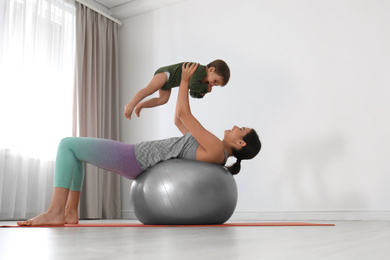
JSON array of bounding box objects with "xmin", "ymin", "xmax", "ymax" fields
[
  {"xmin": 0, "ymin": 0, "xmax": 75, "ymax": 219},
  {"xmin": 74, "ymin": 3, "xmax": 121, "ymax": 219}
]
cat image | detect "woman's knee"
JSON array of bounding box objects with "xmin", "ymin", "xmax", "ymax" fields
[{"xmin": 58, "ymin": 137, "xmax": 76, "ymax": 149}]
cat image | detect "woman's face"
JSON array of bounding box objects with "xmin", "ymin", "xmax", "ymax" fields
[{"xmin": 224, "ymin": 126, "xmax": 252, "ymax": 145}]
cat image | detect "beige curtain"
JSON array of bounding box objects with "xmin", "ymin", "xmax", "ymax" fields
[{"xmin": 73, "ymin": 2, "xmax": 121, "ymax": 219}]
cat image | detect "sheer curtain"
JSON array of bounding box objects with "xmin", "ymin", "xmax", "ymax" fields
[{"xmin": 0, "ymin": 0, "xmax": 75, "ymax": 219}]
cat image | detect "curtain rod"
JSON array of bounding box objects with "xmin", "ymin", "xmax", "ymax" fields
[{"xmin": 75, "ymin": 0, "xmax": 122, "ymax": 26}]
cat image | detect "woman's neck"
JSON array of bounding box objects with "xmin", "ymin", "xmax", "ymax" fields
[{"xmin": 222, "ymin": 140, "xmax": 233, "ymax": 157}]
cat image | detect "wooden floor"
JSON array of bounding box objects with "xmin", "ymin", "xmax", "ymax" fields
[{"xmin": 0, "ymin": 220, "xmax": 389, "ymax": 260}]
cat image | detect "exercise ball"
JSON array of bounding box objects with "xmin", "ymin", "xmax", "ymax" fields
[{"xmin": 130, "ymin": 159, "xmax": 237, "ymax": 225}]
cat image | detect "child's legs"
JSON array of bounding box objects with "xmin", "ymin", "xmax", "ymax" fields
[
  {"xmin": 157, "ymin": 88, "xmax": 171, "ymax": 104},
  {"xmin": 130, "ymin": 73, "xmax": 168, "ymax": 105},
  {"xmin": 54, "ymin": 137, "xmax": 143, "ymax": 191},
  {"xmin": 125, "ymin": 73, "xmax": 168, "ymax": 119}
]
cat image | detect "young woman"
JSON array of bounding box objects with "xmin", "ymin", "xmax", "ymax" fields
[{"xmin": 17, "ymin": 63, "xmax": 261, "ymax": 226}]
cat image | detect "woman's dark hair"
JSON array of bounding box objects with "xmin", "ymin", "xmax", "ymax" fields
[
  {"xmin": 207, "ymin": 59, "xmax": 230, "ymax": 86},
  {"xmin": 226, "ymin": 129, "xmax": 261, "ymax": 175}
]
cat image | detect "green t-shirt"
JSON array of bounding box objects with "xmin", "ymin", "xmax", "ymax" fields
[{"xmin": 154, "ymin": 62, "xmax": 208, "ymax": 98}]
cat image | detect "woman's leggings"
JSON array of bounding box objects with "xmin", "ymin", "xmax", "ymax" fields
[{"xmin": 54, "ymin": 137, "xmax": 143, "ymax": 191}]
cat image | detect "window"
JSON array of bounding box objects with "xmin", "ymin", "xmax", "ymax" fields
[
  {"xmin": 0, "ymin": 0, "xmax": 75, "ymax": 158},
  {"xmin": 0, "ymin": 0, "xmax": 75, "ymax": 219}
]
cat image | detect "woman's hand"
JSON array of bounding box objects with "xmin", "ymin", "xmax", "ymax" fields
[{"xmin": 181, "ymin": 62, "xmax": 199, "ymax": 82}]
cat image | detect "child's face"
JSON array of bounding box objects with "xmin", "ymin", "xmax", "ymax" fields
[{"xmin": 206, "ymin": 72, "xmax": 224, "ymax": 93}]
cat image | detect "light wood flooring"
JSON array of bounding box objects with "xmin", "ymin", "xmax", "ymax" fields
[{"xmin": 0, "ymin": 220, "xmax": 389, "ymax": 260}]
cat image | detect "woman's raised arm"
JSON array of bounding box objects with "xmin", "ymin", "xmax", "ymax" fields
[{"xmin": 175, "ymin": 63, "xmax": 225, "ymax": 164}]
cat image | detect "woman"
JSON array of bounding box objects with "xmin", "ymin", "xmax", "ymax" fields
[{"xmin": 18, "ymin": 63, "xmax": 261, "ymax": 226}]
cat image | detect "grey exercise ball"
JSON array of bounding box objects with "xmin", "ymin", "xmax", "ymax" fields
[{"xmin": 130, "ymin": 159, "xmax": 238, "ymax": 225}]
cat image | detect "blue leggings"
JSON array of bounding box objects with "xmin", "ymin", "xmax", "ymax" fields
[{"xmin": 54, "ymin": 137, "xmax": 143, "ymax": 191}]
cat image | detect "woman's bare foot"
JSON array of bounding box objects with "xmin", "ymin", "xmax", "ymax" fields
[
  {"xmin": 17, "ymin": 212, "xmax": 65, "ymax": 226},
  {"xmin": 65, "ymin": 208, "xmax": 79, "ymax": 224},
  {"xmin": 124, "ymin": 103, "xmax": 134, "ymax": 119}
]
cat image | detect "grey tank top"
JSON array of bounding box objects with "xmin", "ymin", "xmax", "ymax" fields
[{"xmin": 134, "ymin": 133, "xmax": 228, "ymax": 170}]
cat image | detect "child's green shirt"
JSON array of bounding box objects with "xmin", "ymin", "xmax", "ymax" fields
[{"xmin": 154, "ymin": 62, "xmax": 208, "ymax": 98}]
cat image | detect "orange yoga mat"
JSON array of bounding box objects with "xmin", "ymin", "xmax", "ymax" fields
[{"xmin": 0, "ymin": 222, "xmax": 334, "ymax": 228}]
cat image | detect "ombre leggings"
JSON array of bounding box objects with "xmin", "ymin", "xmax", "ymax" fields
[{"xmin": 54, "ymin": 137, "xmax": 143, "ymax": 191}]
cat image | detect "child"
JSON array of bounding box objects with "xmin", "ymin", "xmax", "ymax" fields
[{"xmin": 124, "ymin": 59, "xmax": 230, "ymax": 119}]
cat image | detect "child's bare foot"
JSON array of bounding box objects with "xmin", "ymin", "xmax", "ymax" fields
[
  {"xmin": 134, "ymin": 105, "xmax": 142, "ymax": 118},
  {"xmin": 65, "ymin": 208, "xmax": 79, "ymax": 224},
  {"xmin": 17, "ymin": 212, "xmax": 65, "ymax": 226},
  {"xmin": 124, "ymin": 103, "xmax": 134, "ymax": 119}
]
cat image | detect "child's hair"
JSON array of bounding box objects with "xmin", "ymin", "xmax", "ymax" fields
[
  {"xmin": 207, "ymin": 59, "xmax": 230, "ymax": 86},
  {"xmin": 226, "ymin": 129, "xmax": 261, "ymax": 175}
]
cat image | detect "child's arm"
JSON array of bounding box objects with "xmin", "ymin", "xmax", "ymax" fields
[
  {"xmin": 134, "ymin": 89, "xmax": 171, "ymax": 117},
  {"xmin": 176, "ymin": 63, "xmax": 225, "ymax": 164}
]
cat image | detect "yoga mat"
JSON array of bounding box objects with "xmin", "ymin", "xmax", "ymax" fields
[{"xmin": 0, "ymin": 222, "xmax": 334, "ymax": 228}]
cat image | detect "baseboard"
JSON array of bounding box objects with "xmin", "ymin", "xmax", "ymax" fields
[
  {"xmin": 229, "ymin": 211, "xmax": 390, "ymax": 221},
  {"xmin": 121, "ymin": 210, "xmax": 390, "ymax": 221},
  {"xmin": 121, "ymin": 211, "xmax": 137, "ymax": 220}
]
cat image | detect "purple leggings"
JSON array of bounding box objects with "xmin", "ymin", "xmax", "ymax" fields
[{"xmin": 54, "ymin": 137, "xmax": 143, "ymax": 191}]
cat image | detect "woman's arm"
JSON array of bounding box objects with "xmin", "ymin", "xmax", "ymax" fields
[
  {"xmin": 174, "ymin": 78, "xmax": 190, "ymax": 135},
  {"xmin": 174, "ymin": 112, "xmax": 189, "ymax": 135},
  {"xmin": 176, "ymin": 63, "xmax": 225, "ymax": 164}
]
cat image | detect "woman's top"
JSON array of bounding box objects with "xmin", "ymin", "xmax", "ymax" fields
[{"xmin": 134, "ymin": 133, "xmax": 227, "ymax": 170}]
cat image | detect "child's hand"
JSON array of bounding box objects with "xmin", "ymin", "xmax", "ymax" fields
[{"xmin": 181, "ymin": 62, "xmax": 198, "ymax": 82}]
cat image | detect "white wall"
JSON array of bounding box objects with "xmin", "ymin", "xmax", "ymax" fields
[{"xmin": 118, "ymin": 0, "xmax": 390, "ymax": 220}]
